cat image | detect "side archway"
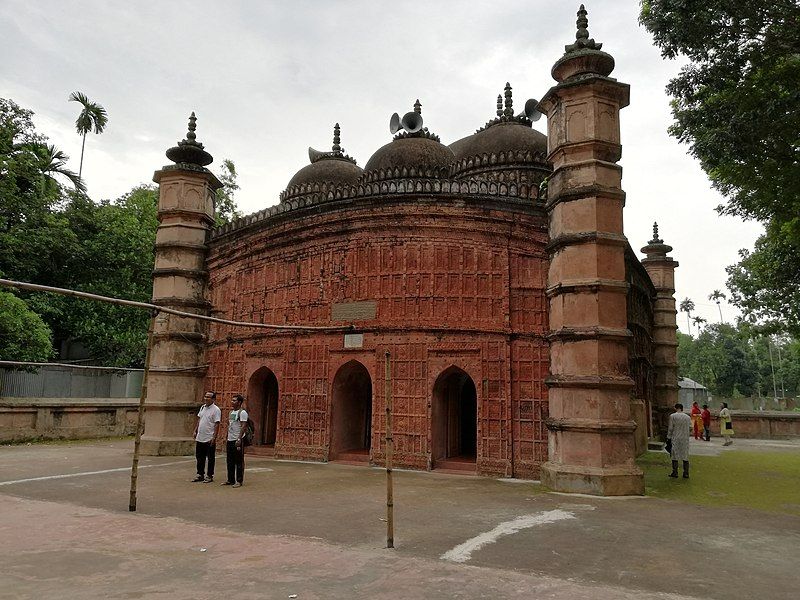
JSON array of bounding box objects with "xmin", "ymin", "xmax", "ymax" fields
[
  {"xmin": 431, "ymin": 366, "xmax": 477, "ymax": 469},
  {"xmin": 247, "ymin": 367, "xmax": 280, "ymax": 446},
  {"xmin": 330, "ymin": 360, "xmax": 373, "ymax": 461}
]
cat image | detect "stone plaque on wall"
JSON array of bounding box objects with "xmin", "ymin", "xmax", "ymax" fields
[
  {"xmin": 331, "ymin": 301, "xmax": 377, "ymax": 321},
  {"xmin": 343, "ymin": 333, "xmax": 364, "ymax": 348}
]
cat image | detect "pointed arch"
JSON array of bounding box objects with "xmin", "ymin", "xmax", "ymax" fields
[{"xmin": 247, "ymin": 367, "xmax": 279, "ymax": 446}]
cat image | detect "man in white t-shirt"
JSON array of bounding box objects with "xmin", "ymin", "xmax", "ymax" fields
[
  {"xmin": 192, "ymin": 391, "xmax": 221, "ymax": 482},
  {"xmin": 222, "ymin": 394, "xmax": 249, "ymax": 487}
]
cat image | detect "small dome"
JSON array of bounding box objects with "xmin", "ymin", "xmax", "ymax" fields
[
  {"xmin": 286, "ymin": 157, "xmax": 362, "ymax": 189},
  {"xmin": 282, "ymin": 124, "xmax": 362, "ymax": 201}
]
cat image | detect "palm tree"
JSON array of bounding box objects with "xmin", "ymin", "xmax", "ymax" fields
[
  {"xmin": 692, "ymin": 316, "xmax": 707, "ymax": 332},
  {"xmin": 37, "ymin": 143, "xmax": 86, "ymax": 194},
  {"xmin": 68, "ymin": 91, "xmax": 108, "ymax": 179},
  {"xmin": 679, "ymin": 297, "xmax": 695, "ymax": 335},
  {"xmin": 708, "ymin": 290, "xmax": 726, "ymax": 323}
]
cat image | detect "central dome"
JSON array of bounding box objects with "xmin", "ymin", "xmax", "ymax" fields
[{"xmin": 363, "ymin": 135, "xmax": 454, "ymax": 178}]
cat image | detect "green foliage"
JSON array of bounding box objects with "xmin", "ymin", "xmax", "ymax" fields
[
  {"xmin": 0, "ymin": 290, "xmax": 53, "ymax": 362},
  {"xmin": 640, "ymin": 1, "xmax": 800, "ymax": 332},
  {"xmin": 214, "ymin": 158, "xmax": 241, "ymax": 225},
  {"xmin": 2, "ymin": 97, "xmax": 157, "ymax": 366},
  {"xmin": 726, "ymin": 220, "xmax": 800, "ymax": 336},
  {"xmin": 678, "ymin": 323, "xmax": 800, "ymax": 399}
]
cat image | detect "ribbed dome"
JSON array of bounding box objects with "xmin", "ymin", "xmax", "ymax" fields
[
  {"xmin": 362, "ymin": 136, "xmax": 454, "ymax": 180},
  {"xmin": 450, "ymin": 121, "xmax": 547, "ymax": 163},
  {"xmin": 286, "ymin": 157, "xmax": 362, "ymax": 189}
]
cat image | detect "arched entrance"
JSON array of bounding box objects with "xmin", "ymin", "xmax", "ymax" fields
[
  {"xmin": 432, "ymin": 367, "xmax": 477, "ymax": 470},
  {"xmin": 247, "ymin": 367, "xmax": 279, "ymax": 446},
  {"xmin": 330, "ymin": 360, "xmax": 372, "ymax": 462}
]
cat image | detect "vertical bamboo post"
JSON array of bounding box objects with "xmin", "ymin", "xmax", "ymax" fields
[
  {"xmin": 129, "ymin": 311, "xmax": 157, "ymax": 512},
  {"xmin": 384, "ymin": 350, "xmax": 394, "ymax": 548}
]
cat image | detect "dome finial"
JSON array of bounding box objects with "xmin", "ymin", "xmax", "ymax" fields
[
  {"xmin": 565, "ymin": 4, "xmax": 603, "ymax": 53},
  {"xmin": 332, "ymin": 123, "xmax": 341, "ymax": 154},
  {"xmin": 414, "ymin": 99, "xmax": 422, "ymax": 115},
  {"xmin": 496, "ymin": 94, "xmax": 503, "ymax": 117},
  {"xmin": 503, "ymin": 83, "xmax": 513, "ymax": 117}
]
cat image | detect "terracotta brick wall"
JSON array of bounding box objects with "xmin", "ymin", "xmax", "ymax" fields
[{"xmin": 204, "ymin": 196, "xmax": 550, "ymax": 477}]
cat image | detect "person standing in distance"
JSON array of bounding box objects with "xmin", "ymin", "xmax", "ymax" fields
[
  {"xmin": 223, "ymin": 394, "xmax": 248, "ymax": 488},
  {"xmin": 719, "ymin": 402, "xmax": 735, "ymax": 446},
  {"xmin": 193, "ymin": 391, "xmax": 221, "ymax": 482},
  {"xmin": 667, "ymin": 403, "xmax": 692, "ymax": 479}
]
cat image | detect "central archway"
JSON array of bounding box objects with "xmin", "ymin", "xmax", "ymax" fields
[
  {"xmin": 247, "ymin": 367, "xmax": 279, "ymax": 446},
  {"xmin": 330, "ymin": 360, "xmax": 373, "ymax": 461},
  {"xmin": 432, "ymin": 367, "xmax": 477, "ymax": 469}
]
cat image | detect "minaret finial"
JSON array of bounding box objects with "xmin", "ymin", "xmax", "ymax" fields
[
  {"xmin": 414, "ymin": 99, "xmax": 422, "ymax": 115},
  {"xmin": 496, "ymin": 94, "xmax": 503, "ymax": 117},
  {"xmin": 187, "ymin": 112, "xmax": 197, "ymax": 142},
  {"xmin": 650, "ymin": 221, "xmax": 663, "ymax": 243},
  {"xmin": 332, "ymin": 123, "xmax": 341, "ymax": 154},
  {"xmin": 503, "ymin": 83, "xmax": 513, "ymax": 117},
  {"xmin": 564, "ymin": 4, "xmax": 603, "ymax": 53}
]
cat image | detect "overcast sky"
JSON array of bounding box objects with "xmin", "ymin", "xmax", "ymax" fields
[{"xmin": 1, "ymin": 0, "xmax": 763, "ymax": 333}]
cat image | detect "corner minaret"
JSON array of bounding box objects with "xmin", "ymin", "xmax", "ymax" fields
[
  {"xmin": 538, "ymin": 6, "xmax": 644, "ymax": 495},
  {"xmin": 641, "ymin": 222, "xmax": 679, "ymax": 441},
  {"xmin": 141, "ymin": 113, "xmax": 222, "ymax": 455}
]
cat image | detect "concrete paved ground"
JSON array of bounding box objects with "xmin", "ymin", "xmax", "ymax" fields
[{"xmin": 0, "ymin": 438, "xmax": 798, "ymax": 599}]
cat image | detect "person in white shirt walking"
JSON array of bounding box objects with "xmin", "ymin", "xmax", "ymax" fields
[
  {"xmin": 223, "ymin": 394, "xmax": 249, "ymax": 487},
  {"xmin": 667, "ymin": 403, "xmax": 692, "ymax": 479},
  {"xmin": 193, "ymin": 391, "xmax": 221, "ymax": 482}
]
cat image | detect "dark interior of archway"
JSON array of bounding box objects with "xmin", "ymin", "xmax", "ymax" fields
[
  {"xmin": 331, "ymin": 363, "xmax": 372, "ymax": 457},
  {"xmin": 434, "ymin": 370, "xmax": 477, "ymax": 463},
  {"xmin": 260, "ymin": 372, "xmax": 279, "ymax": 446}
]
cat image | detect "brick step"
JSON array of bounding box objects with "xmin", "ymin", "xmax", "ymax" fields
[
  {"xmin": 434, "ymin": 457, "xmax": 477, "ymax": 472},
  {"xmin": 334, "ymin": 449, "xmax": 370, "ymax": 463},
  {"xmin": 245, "ymin": 445, "xmax": 276, "ymax": 457}
]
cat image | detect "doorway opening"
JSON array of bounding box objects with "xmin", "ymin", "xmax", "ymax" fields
[
  {"xmin": 330, "ymin": 360, "xmax": 372, "ymax": 462},
  {"xmin": 247, "ymin": 367, "xmax": 279, "ymax": 447},
  {"xmin": 432, "ymin": 367, "xmax": 477, "ymax": 470}
]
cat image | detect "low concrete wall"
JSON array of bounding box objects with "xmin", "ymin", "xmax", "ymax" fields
[
  {"xmin": 0, "ymin": 398, "xmax": 139, "ymax": 443},
  {"xmin": 710, "ymin": 411, "xmax": 800, "ymax": 440}
]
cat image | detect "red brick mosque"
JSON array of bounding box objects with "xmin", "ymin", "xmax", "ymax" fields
[{"xmin": 142, "ymin": 6, "xmax": 680, "ymax": 496}]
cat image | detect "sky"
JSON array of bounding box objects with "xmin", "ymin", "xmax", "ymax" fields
[{"xmin": 0, "ymin": 0, "xmax": 764, "ymax": 333}]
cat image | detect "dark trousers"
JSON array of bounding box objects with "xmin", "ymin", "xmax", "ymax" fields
[
  {"xmin": 226, "ymin": 440, "xmax": 245, "ymax": 483},
  {"xmin": 195, "ymin": 441, "xmax": 216, "ymax": 477},
  {"xmin": 703, "ymin": 426, "xmax": 710, "ymax": 441}
]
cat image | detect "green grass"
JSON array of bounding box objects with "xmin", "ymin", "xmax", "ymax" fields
[{"xmin": 638, "ymin": 450, "xmax": 800, "ymax": 516}]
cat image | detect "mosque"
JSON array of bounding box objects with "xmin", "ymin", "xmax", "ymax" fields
[{"xmin": 142, "ymin": 6, "xmax": 680, "ymax": 496}]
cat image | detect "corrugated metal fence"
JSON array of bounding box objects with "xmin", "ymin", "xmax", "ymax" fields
[{"xmin": 0, "ymin": 366, "xmax": 142, "ymax": 398}]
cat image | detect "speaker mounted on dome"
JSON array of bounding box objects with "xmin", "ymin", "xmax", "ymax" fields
[
  {"xmin": 389, "ymin": 111, "xmax": 424, "ymax": 135},
  {"xmin": 307, "ymin": 123, "xmax": 357, "ymax": 165},
  {"xmin": 517, "ymin": 98, "xmax": 543, "ymax": 122}
]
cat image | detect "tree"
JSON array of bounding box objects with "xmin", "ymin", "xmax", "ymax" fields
[
  {"xmin": 708, "ymin": 290, "xmax": 726, "ymax": 323},
  {"xmin": 68, "ymin": 91, "xmax": 108, "ymax": 179},
  {"xmin": 679, "ymin": 297, "xmax": 695, "ymax": 335},
  {"xmin": 727, "ymin": 221, "xmax": 800, "ymax": 336},
  {"xmin": 640, "ymin": 1, "xmax": 800, "ymax": 332},
  {"xmin": 214, "ymin": 158, "xmax": 241, "ymax": 225},
  {"xmin": 693, "ymin": 316, "xmax": 707, "ymax": 332},
  {"xmin": 0, "ymin": 290, "xmax": 52, "ymax": 362}
]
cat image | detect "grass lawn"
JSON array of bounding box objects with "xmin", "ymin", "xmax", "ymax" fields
[{"xmin": 637, "ymin": 449, "xmax": 800, "ymax": 516}]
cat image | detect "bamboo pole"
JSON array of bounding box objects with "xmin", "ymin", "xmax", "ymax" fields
[
  {"xmin": 129, "ymin": 313, "xmax": 156, "ymax": 512},
  {"xmin": 0, "ymin": 278, "xmax": 351, "ymax": 332},
  {"xmin": 384, "ymin": 350, "xmax": 394, "ymax": 548}
]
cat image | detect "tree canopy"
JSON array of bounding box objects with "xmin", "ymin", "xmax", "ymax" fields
[
  {"xmin": 640, "ymin": 1, "xmax": 800, "ymax": 333},
  {"xmin": 1, "ymin": 97, "xmax": 240, "ymax": 366}
]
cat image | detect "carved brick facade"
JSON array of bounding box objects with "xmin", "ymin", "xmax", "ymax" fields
[{"xmin": 144, "ymin": 7, "xmax": 678, "ymax": 493}]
